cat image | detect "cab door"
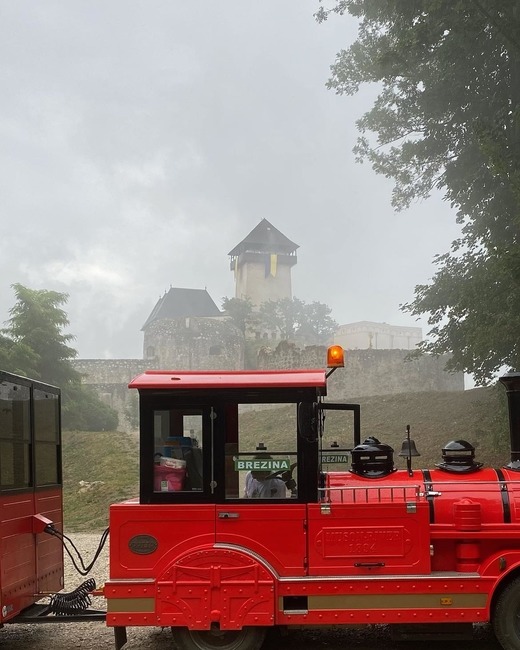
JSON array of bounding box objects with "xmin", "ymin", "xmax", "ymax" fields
[
  {"xmin": 216, "ymin": 503, "xmax": 307, "ymax": 576},
  {"xmin": 215, "ymin": 401, "xmax": 307, "ymax": 577}
]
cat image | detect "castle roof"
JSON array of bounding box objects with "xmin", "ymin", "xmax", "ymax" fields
[
  {"xmin": 228, "ymin": 219, "xmax": 299, "ymax": 257},
  {"xmin": 142, "ymin": 287, "xmax": 221, "ymax": 330}
]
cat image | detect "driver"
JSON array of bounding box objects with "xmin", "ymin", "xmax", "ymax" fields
[{"xmin": 244, "ymin": 454, "xmax": 286, "ymax": 498}]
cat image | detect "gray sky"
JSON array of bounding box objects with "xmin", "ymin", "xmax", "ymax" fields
[{"xmin": 1, "ymin": 1, "xmax": 461, "ymax": 359}]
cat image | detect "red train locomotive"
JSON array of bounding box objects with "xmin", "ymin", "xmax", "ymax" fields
[{"xmin": 5, "ymin": 348, "xmax": 520, "ymax": 650}]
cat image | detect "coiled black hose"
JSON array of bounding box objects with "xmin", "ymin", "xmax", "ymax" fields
[{"xmin": 48, "ymin": 578, "xmax": 97, "ymax": 615}]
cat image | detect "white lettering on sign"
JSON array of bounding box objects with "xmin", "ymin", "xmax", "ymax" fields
[
  {"xmin": 235, "ymin": 459, "xmax": 291, "ymax": 472},
  {"xmin": 321, "ymin": 454, "xmax": 349, "ymax": 464}
]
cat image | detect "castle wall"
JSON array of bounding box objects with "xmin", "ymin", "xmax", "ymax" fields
[
  {"xmin": 143, "ymin": 317, "xmax": 244, "ymax": 370},
  {"xmin": 72, "ymin": 359, "xmax": 148, "ymax": 431},
  {"xmin": 257, "ymin": 343, "xmax": 463, "ymax": 398},
  {"xmin": 74, "ymin": 359, "xmax": 150, "ymax": 384},
  {"xmin": 74, "ymin": 340, "xmax": 463, "ymax": 433}
]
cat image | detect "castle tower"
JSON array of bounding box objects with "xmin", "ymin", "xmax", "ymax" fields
[{"xmin": 228, "ymin": 219, "xmax": 298, "ymax": 307}]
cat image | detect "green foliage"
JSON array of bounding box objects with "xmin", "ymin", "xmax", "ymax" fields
[
  {"xmin": 124, "ymin": 390, "xmax": 140, "ymax": 430},
  {"xmin": 1, "ymin": 284, "xmax": 80, "ymax": 385},
  {"xmin": 302, "ymin": 300, "xmax": 339, "ymax": 345},
  {"xmin": 259, "ymin": 297, "xmax": 338, "ymax": 345},
  {"xmin": 259, "ymin": 297, "xmax": 305, "ymax": 340},
  {"xmin": 0, "ymin": 284, "xmax": 118, "ymax": 431},
  {"xmin": 474, "ymin": 381, "xmax": 510, "ymax": 453},
  {"xmin": 221, "ymin": 296, "xmax": 255, "ymax": 334},
  {"xmin": 62, "ymin": 384, "xmax": 119, "ymax": 432},
  {"xmin": 222, "ymin": 296, "xmax": 338, "ymax": 346},
  {"xmin": 317, "ymin": 1, "xmax": 520, "ymax": 382}
]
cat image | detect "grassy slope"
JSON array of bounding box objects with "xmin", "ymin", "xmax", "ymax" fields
[
  {"xmin": 62, "ymin": 430, "xmax": 139, "ymax": 531},
  {"xmin": 62, "ymin": 386, "xmax": 508, "ymax": 532}
]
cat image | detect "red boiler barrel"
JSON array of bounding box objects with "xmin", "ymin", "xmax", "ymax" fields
[
  {"xmin": 325, "ymin": 468, "xmax": 510, "ymax": 525},
  {"xmin": 424, "ymin": 467, "xmax": 506, "ymax": 525}
]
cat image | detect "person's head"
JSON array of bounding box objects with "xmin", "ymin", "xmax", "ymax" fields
[{"xmin": 251, "ymin": 453, "xmax": 272, "ymax": 481}]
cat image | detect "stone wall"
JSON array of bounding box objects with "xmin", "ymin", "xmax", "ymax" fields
[
  {"xmin": 72, "ymin": 359, "xmax": 149, "ymax": 431},
  {"xmin": 74, "ymin": 359, "xmax": 150, "ymax": 385},
  {"xmin": 257, "ymin": 342, "xmax": 463, "ymax": 398},
  {"xmin": 143, "ymin": 317, "xmax": 244, "ymax": 370},
  {"xmin": 75, "ymin": 341, "xmax": 463, "ymax": 432}
]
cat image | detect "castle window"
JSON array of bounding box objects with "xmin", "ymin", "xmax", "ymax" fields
[
  {"xmin": 146, "ymin": 346, "xmax": 155, "ymax": 359},
  {"xmin": 209, "ymin": 345, "xmax": 222, "ymax": 356}
]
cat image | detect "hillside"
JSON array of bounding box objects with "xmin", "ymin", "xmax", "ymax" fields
[{"xmin": 62, "ymin": 386, "xmax": 509, "ymax": 532}]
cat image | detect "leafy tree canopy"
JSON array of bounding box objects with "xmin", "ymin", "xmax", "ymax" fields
[
  {"xmin": 316, "ymin": 1, "xmax": 520, "ymax": 382},
  {"xmin": 221, "ymin": 297, "xmax": 256, "ymax": 335},
  {"xmin": 1, "ymin": 283, "xmax": 80, "ymax": 385},
  {"xmin": 223, "ymin": 296, "xmax": 338, "ymax": 346},
  {"xmin": 0, "ymin": 284, "xmax": 117, "ymax": 430}
]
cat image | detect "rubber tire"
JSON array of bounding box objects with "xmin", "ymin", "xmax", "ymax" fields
[
  {"xmin": 493, "ymin": 577, "xmax": 520, "ymax": 650},
  {"xmin": 171, "ymin": 626, "xmax": 266, "ymax": 650}
]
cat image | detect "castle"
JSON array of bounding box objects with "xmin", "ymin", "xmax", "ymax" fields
[{"xmin": 73, "ymin": 219, "xmax": 463, "ymax": 429}]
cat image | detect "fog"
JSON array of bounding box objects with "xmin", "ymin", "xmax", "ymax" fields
[{"xmin": 0, "ymin": 1, "xmax": 461, "ymax": 359}]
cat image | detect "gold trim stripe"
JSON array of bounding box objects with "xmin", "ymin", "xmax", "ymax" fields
[
  {"xmin": 306, "ymin": 593, "xmax": 487, "ymax": 610},
  {"xmin": 107, "ymin": 598, "xmax": 155, "ymax": 613}
]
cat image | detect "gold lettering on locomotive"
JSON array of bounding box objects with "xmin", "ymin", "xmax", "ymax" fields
[{"xmin": 321, "ymin": 527, "xmax": 405, "ymax": 558}]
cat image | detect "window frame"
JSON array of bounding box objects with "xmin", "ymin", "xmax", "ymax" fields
[
  {"xmin": 0, "ymin": 371, "xmax": 61, "ymax": 493},
  {"xmin": 137, "ymin": 386, "xmax": 320, "ymax": 505}
]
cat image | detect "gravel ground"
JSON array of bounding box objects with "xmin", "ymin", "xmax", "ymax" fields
[{"xmin": 0, "ymin": 534, "xmax": 504, "ymax": 650}]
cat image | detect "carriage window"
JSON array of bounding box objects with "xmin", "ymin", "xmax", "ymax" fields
[
  {"xmin": 153, "ymin": 409, "xmax": 203, "ymax": 492},
  {"xmin": 34, "ymin": 389, "xmax": 60, "ymax": 486},
  {"xmin": 225, "ymin": 403, "xmax": 298, "ymax": 500},
  {"xmin": 0, "ymin": 381, "xmax": 31, "ymax": 489}
]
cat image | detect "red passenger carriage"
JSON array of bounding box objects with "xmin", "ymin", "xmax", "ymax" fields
[{"xmin": 0, "ymin": 372, "xmax": 63, "ymax": 624}]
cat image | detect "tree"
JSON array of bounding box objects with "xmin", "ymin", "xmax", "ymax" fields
[
  {"xmin": 0, "ymin": 284, "xmax": 117, "ymax": 430},
  {"xmin": 259, "ymin": 297, "xmax": 337, "ymax": 345},
  {"xmin": 316, "ymin": 1, "xmax": 520, "ymax": 382},
  {"xmin": 1, "ymin": 283, "xmax": 80, "ymax": 385},
  {"xmin": 221, "ymin": 297, "xmax": 255, "ymax": 335},
  {"xmin": 302, "ymin": 300, "xmax": 338, "ymax": 345},
  {"xmin": 259, "ymin": 297, "xmax": 305, "ymax": 340},
  {"xmin": 221, "ymin": 296, "xmax": 337, "ymax": 346}
]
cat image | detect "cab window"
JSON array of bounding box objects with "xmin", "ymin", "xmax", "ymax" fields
[
  {"xmin": 225, "ymin": 403, "xmax": 298, "ymax": 500},
  {"xmin": 153, "ymin": 408, "xmax": 203, "ymax": 493}
]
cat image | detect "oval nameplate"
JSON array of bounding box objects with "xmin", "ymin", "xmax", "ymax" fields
[{"xmin": 128, "ymin": 534, "xmax": 158, "ymax": 555}]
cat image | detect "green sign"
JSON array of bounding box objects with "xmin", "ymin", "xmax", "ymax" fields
[
  {"xmin": 234, "ymin": 459, "xmax": 291, "ymax": 472},
  {"xmin": 321, "ymin": 453, "xmax": 349, "ymax": 464}
]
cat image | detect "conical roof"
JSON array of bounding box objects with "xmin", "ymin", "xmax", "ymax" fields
[
  {"xmin": 142, "ymin": 287, "xmax": 221, "ymax": 330},
  {"xmin": 228, "ymin": 219, "xmax": 298, "ymax": 257}
]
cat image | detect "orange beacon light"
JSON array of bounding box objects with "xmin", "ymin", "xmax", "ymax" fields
[{"xmin": 327, "ymin": 345, "xmax": 345, "ymax": 368}]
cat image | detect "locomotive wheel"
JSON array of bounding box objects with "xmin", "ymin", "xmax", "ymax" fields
[
  {"xmin": 171, "ymin": 625, "xmax": 266, "ymax": 650},
  {"xmin": 493, "ymin": 577, "xmax": 520, "ymax": 650}
]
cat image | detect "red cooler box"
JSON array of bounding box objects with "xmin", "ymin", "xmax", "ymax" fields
[{"xmin": 154, "ymin": 465, "xmax": 186, "ymax": 491}]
